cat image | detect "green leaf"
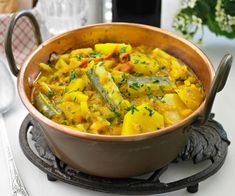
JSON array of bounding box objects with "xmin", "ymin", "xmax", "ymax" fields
[
  {"xmin": 70, "ymin": 70, "xmax": 78, "ymax": 81},
  {"xmin": 173, "ymin": 0, "xmax": 235, "ymax": 41},
  {"xmin": 126, "ymin": 105, "xmax": 139, "ymax": 114}
]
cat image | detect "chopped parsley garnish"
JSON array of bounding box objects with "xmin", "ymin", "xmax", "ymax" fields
[
  {"xmin": 159, "ymin": 85, "xmax": 164, "ymax": 93},
  {"xmin": 111, "ymin": 75, "xmax": 115, "ymax": 81},
  {"xmin": 117, "ymin": 73, "xmax": 127, "ymax": 86},
  {"xmin": 144, "ymin": 106, "xmax": 155, "ymax": 116},
  {"xmin": 153, "ymin": 79, "xmax": 160, "ymax": 83},
  {"xmin": 141, "ymin": 61, "xmax": 146, "ymax": 64},
  {"xmin": 70, "ymin": 70, "xmax": 78, "ymax": 81},
  {"xmin": 111, "ymin": 107, "xmax": 121, "ymax": 119},
  {"xmin": 47, "ymin": 90, "xmax": 54, "ymax": 97},
  {"xmin": 160, "ymin": 65, "xmax": 166, "ymax": 70},
  {"xmin": 76, "ymin": 54, "xmax": 83, "ymax": 60},
  {"xmin": 62, "ymin": 121, "xmax": 67, "ymax": 125},
  {"xmin": 88, "ymin": 51, "xmax": 102, "ymax": 58},
  {"xmin": 133, "ymin": 59, "xmax": 139, "ymax": 64},
  {"xmin": 120, "ymin": 46, "xmax": 127, "ymax": 53},
  {"xmin": 146, "ymin": 87, "xmax": 154, "ymax": 99},
  {"xmin": 119, "ymin": 78, "xmax": 127, "ymax": 86},
  {"xmin": 126, "ymin": 105, "xmax": 139, "ymax": 114},
  {"xmin": 129, "ymin": 82, "xmax": 141, "ymax": 90}
]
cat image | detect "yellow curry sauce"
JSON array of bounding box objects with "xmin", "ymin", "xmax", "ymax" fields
[{"xmin": 32, "ymin": 43, "xmax": 204, "ymax": 135}]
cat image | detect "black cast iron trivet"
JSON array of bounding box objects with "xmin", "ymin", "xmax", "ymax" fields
[{"xmin": 19, "ymin": 114, "xmax": 230, "ymax": 195}]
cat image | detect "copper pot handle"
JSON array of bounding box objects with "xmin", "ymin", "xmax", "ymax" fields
[
  {"xmin": 199, "ymin": 54, "xmax": 233, "ymax": 125},
  {"xmin": 5, "ymin": 10, "xmax": 42, "ymax": 77}
]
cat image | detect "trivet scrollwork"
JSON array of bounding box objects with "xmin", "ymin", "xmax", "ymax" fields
[{"xmin": 19, "ymin": 114, "xmax": 230, "ymax": 195}]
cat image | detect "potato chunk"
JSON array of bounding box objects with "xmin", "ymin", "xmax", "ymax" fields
[
  {"xmin": 130, "ymin": 52, "xmax": 159, "ymax": 75},
  {"xmin": 95, "ymin": 43, "xmax": 132, "ymax": 55},
  {"xmin": 57, "ymin": 102, "xmax": 83, "ymax": 124},
  {"xmin": 159, "ymin": 93, "xmax": 192, "ymax": 126},
  {"xmin": 122, "ymin": 104, "xmax": 164, "ymax": 135},
  {"xmin": 67, "ymin": 78, "xmax": 86, "ymax": 92},
  {"xmin": 176, "ymin": 84, "xmax": 204, "ymax": 110},
  {"xmin": 62, "ymin": 91, "xmax": 88, "ymax": 103}
]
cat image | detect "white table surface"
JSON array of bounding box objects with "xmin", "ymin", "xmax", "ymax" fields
[{"xmin": 1, "ymin": 1, "xmax": 235, "ymax": 195}]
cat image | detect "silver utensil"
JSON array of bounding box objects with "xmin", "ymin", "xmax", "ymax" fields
[{"xmin": 0, "ymin": 57, "xmax": 29, "ymax": 196}]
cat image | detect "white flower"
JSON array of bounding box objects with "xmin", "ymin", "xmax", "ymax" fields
[
  {"xmin": 192, "ymin": 15, "xmax": 202, "ymax": 26},
  {"xmin": 173, "ymin": 0, "xmax": 235, "ymax": 42},
  {"xmin": 181, "ymin": 0, "xmax": 198, "ymax": 9},
  {"xmin": 173, "ymin": 13, "xmax": 203, "ymax": 43},
  {"xmin": 215, "ymin": 0, "xmax": 235, "ymax": 33}
]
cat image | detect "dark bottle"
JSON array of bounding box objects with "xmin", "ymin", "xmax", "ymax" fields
[{"xmin": 112, "ymin": 0, "xmax": 161, "ymax": 27}]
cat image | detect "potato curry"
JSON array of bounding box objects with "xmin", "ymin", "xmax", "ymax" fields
[{"xmin": 32, "ymin": 43, "xmax": 204, "ymax": 135}]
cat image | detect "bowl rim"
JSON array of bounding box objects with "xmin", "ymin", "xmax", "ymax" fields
[{"xmin": 18, "ymin": 22, "xmax": 214, "ymax": 142}]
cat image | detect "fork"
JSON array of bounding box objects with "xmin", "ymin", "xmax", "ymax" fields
[
  {"xmin": 0, "ymin": 57, "xmax": 28, "ymax": 195},
  {"xmin": 0, "ymin": 114, "xmax": 29, "ymax": 196}
]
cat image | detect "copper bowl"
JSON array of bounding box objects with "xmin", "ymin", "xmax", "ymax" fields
[{"xmin": 5, "ymin": 11, "xmax": 232, "ymax": 178}]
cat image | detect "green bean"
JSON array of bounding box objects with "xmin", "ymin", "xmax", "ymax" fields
[
  {"xmin": 33, "ymin": 92, "xmax": 62, "ymax": 119},
  {"xmin": 127, "ymin": 76, "xmax": 175, "ymax": 97},
  {"xmin": 86, "ymin": 63, "xmax": 125, "ymax": 115}
]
